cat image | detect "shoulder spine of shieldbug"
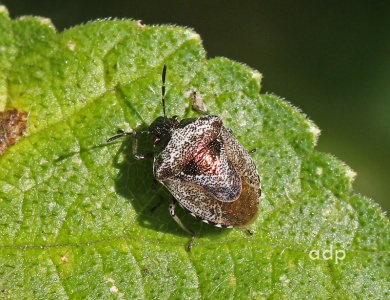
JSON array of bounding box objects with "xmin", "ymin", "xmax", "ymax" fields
[{"xmin": 108, "ymin": 65, "xmax": 261, "ymax": 251}]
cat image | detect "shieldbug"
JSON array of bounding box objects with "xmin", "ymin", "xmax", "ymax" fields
[{"xmin": 108, "ymin": 65, "xmax": 261, "ymax": 251}]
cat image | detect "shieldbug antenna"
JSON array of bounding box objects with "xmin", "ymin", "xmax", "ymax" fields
[{"xmin": 161, "ymin": 64, "xmax": 167, "ymax": 117}]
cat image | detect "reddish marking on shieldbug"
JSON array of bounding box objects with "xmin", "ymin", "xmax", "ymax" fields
[
  {"xmin": 108, "ymin": 65, "xmax": 261, "ymax": 250},
  {"xmin": 0, "ymin": 108, "xmax": 28, "ymax": 155}
]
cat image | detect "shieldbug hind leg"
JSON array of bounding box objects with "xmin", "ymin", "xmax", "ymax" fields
[
  {"xmin": 246, "ymin": 229, "xmax": 254, "ymax": 236},
  {"xmin": 169, "ymin": 200, "xmax": 195, "ymax": 251}
]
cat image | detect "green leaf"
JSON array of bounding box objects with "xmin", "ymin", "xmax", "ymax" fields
[{"xmin": 0, "ymin": 5, "xmax": 389, "ymax": 299}]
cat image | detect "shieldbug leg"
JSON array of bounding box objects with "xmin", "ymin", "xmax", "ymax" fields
[
  {"xmin": 107, "ymin": 130, "xmax": 153, "ymax": 160},
  {"xmin": 169, "ymin": 200, "xmax": 195, "ymax": 251},
  {"xmin": 246, "ymin": 229, "xmax": 254, "ymax": 236},
  {"xmin": 131, "ymin": 131, "xmax": 153, "ymax": 160}
]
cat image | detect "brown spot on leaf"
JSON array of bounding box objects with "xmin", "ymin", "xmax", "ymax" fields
[{"xmin": 0, "ymin": 108, "xmax": 28, "ymax": 155}]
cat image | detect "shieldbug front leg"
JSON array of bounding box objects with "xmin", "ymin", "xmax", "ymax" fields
[
  {"xmin": 131, "ymin": 131, "xmax": 154, "ymax": 160},
  {"xmin": 169, "ymin": 199, "xmax": 195, "ymax": 251},
  {"xmin": 107, "ymin": 130, "xmax": 153, "ymax": 160}
]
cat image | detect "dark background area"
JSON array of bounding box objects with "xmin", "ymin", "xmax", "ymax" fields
[{"xmin": 2, "ymin": 0, "xmax": 389, "ymax": 215}]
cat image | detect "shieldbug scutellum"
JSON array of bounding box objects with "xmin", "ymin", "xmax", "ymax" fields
[{"xmin": 108, "ymin": 65, "xmax": 261, "ymax": 250}]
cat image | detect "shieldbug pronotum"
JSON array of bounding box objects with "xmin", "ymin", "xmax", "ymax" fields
[{"xmin": 108, "ymin": 65, "xmax": 261, "ymax": 251}]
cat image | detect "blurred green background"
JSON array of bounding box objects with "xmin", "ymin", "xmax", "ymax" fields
[{"xmin": 2, "ymin": 0, "xmax": 389, "ymax": 216}]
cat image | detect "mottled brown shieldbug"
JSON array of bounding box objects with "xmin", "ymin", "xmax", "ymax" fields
[{"xmin": 108, "ymin": 65, "xmax": 261, "ymax": 250}]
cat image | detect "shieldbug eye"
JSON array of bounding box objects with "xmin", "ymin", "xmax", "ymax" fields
[{"xmin": 108, "ymin": 65, "xmax": 261, "ymax": 251}]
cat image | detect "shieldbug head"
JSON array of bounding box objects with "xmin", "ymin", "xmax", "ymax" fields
[{"xmin": 108, "ymin": 65, "xmax": 261, "ymax": 251}]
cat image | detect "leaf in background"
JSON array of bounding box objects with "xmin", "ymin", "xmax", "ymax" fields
[{"xmin": 0, "ymin": 5, "xmax": 389, "ymax": 299}]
